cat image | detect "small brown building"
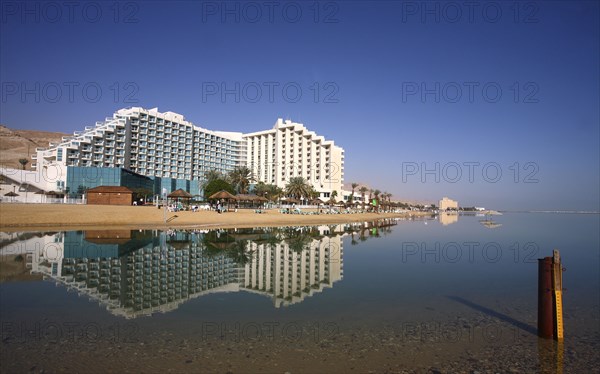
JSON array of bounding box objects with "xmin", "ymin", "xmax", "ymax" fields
[{"xmin": 87, "ymin": 186, "xmax": 133, "ymax": 206}]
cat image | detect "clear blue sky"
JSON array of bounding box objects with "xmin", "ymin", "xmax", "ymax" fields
[{"xmin": 1, "ymin": 1, "xmax": 598, "ymax": 210}]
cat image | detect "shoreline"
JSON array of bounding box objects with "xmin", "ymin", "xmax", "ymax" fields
[{"xmin": 0, "ymin": 203, "xmax": 430, "ymax": 232}]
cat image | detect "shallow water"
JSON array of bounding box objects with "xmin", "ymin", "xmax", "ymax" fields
[{"xmin": 1, "ymin": 213, "xmax": 598, "ymax": 373}]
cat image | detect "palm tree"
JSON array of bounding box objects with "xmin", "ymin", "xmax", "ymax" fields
[
  {"xmin": 373, "ymin": 189, "xmax": 381, "ymax": 212},
  {"xmin": 359, "ymin": 186, "xmax": 368, "ymax": 207},
  {"xmin": 253, "ymin": 181, "xmax": 267, "ymax": 197},
  {"xmin": 225, "ymin": 240, "xmax": 254, "ymax": 266},
  {"xmin": 228, "ymin": 165, "xmax": 253, "ymax": 194},
  {"xmin": 18, "ymin": 158, "xmax": 29, "ymax": 170},
  {"xmin": 329, "ymin": 190, "xmax": 338, "ymax": 205},
  {"xmin": 270, "ymin": 185, "xmax": 284, "ymax": 202},
  {"xmin": 350, "ymin": 182, "xmax": 358, "ymax": 203},
  {"xmin": 382, "ymin": 192, "xmax": 390, "ymax": 211},
  {"xmin": 203, "ymin": 169, "xmax": 224, "ymax": 186},
  {"xmin": 285, "ymin": 177, "xmax": 311, "ymax": 199}
]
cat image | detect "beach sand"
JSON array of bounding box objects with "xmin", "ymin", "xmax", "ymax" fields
[{"xmin": 0, "ymin": 203, "xmax": 428, "ymax": 232}]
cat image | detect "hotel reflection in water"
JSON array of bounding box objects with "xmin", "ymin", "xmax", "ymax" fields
[{"xmin": 22, "ymin": 225, "xmax": 366, "ymax": 318}]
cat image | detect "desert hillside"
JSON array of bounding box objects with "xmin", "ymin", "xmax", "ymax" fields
[{"xmin": 0, "ymin": 125, "xmax": 68, "ymax": 170}]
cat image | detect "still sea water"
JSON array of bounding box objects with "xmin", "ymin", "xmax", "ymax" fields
[{"xmin": 1, "ymin": 213, "xmax": 598, "ymax": 373}]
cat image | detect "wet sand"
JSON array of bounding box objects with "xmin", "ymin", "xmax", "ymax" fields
[{"xmin": 0, "ymin": 203, "xmax": 428, "ymax": 232}]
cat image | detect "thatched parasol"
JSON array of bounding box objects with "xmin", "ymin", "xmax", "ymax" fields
[
  {"xmin": 209, "ymin": 190, "xmax": 236, "ymax": 200},
  {"xmin": 235, "ymin": 194, "xmax": 267, "ymax": 202},
  {"xmin": 168, "ymin": 189, "xmax": 193, "ymax": 199}
]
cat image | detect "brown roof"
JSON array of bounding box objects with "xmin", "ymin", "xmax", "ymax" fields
[
  {"xmin": 209, "ymin": 190, "xmax": 236, "ymax": 200},
  {"xmin": 235, "ymin": 194, "xmax": 268, "ymax": 202},
  {"xmin": 87, "ymin": 186, "xmax": 133, "ymax": 193},
  {"xmin": 168, "ymin": 189, "xmax": 193, "ymax": 198}
]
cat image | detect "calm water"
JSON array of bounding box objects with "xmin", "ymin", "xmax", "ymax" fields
[{"xmin": 1, "ymin": 213, "xmax": 598, "ymax": 373}]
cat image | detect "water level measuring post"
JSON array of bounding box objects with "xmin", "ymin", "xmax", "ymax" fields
[{"xmin": 552, "ymin": 249, "xmax": 564, "ymax": 341}]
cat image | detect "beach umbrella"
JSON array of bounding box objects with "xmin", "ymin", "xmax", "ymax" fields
[
  {"xmin": 235, "ymin": 194, "xmax": 267, "ymax": 207},
  {"xmin": 167, "ymin": 189, "xmax": 193, "ymax": 207},
  {"xmin": 209, "ymin": 190, "xmax": 236, "ymax": 200},
  {"xmin": 4, "ymin": 191, "xmax": 18, "ymax": 202},
  {"xmin": 208, "ymin": 190, "xmax": 237, "ymax": 210},
  {"xmin": 34, "ymin": 190, "xmax": 46, "ymax": 203},
  {"xmin": 167, "ymin": 189, "xmax": 193, "ymax": 199}
]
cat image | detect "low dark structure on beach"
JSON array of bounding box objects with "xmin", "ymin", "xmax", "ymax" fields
[{"xmin": 86, "ymin": 186, "xmax": 134, "ymax": 206}]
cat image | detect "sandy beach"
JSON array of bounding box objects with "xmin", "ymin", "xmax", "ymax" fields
[{"xmin": 0, "ymin": 203, "xmax": 428, "ymax": 232}]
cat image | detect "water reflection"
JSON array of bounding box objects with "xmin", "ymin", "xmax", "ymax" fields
[
  {"xmin": 438, "ymin": 212, "xmax": 459, "ymax": 226},
  {"xmin": 22, "ymin": 220, "xmax": 398, "ymax": 318}
]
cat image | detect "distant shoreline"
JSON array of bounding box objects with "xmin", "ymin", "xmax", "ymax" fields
[
  {"xmin": 0, "ymin": 203, "xmax": 429, "ymax": 232},
  {"xmin": 498, "ymin": 210, "xmax": 600, "ymax": 214}
]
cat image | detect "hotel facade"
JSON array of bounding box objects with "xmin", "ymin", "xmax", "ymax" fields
[
  {"xmin": 244, "ymin": 119, "xmax": 344, "ymax": 200},
  {"xmin": 25, "ymin": 107, "xmax": 344, "ymax": 200}
]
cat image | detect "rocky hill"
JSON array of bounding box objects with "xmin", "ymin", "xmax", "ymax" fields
[{"xmin": 0, "ymin": 125, "xmax": 68, "ymax": 170}]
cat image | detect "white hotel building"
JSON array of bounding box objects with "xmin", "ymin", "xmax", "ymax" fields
[
  {"xmin": 28, "ymin": 107, "xmax": 344, "ymax": 200},
  {"xmin": 244, "ymin": 119, "xmax": 345, "ymax": 200}
]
